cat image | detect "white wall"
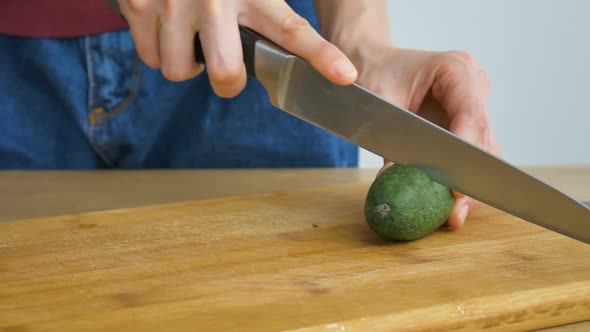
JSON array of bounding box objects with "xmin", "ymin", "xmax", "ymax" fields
[{"xmin": 359, "ymin": 0, "xmax": 590, "ymax": 168}]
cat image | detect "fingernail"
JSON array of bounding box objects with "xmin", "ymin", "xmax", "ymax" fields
[
  {"xmin": 333, "ymin": 59, "xmax": 357, "ymax": 79},
  {"xmin": 458, "ymin": 204, "xmax": 470, "ymax": 227}
]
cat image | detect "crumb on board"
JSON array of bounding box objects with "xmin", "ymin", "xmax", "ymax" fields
[
  {"xmin": 325, "ymin": 323, "xmax": 346, "ymax": 330},
  {"xmin": 457, "ymin": 305, "xmax": 466, "ymax": 314}
]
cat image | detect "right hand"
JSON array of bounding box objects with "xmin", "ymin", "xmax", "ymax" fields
[
  {"xmin": 351, "ymin": 46, "xmax": 502, "ymax": 229},
  {"xmin": 117, "ymin": 0, "xmax": 358, "ymax": 97}
]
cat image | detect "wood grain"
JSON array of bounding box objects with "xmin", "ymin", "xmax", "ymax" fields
[{"xmin": 1, "ymin": 181, "xmax": 589, "ymax": 331}]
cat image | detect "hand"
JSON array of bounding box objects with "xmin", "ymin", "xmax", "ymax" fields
[
  {"xmin": 352, "ymin": 45, "xmax": 502, "ymax": 229},
  {"xmin": 117, "ymin": 0, "xmax": 358, "ymax": 97}
]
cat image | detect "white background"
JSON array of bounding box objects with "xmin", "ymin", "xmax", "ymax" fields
[{"xmin": 359, "ymin": 0, "xmax": 590, "ymax": 168}]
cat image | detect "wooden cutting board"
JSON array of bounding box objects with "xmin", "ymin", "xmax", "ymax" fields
[{"xmin": 1, "ymin": 183, "xmax": 589, "ymax": 331}]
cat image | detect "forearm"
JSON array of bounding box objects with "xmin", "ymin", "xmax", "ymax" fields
[{"xmin": 313, "ymin": 0, "xmax": 392, "ymax": 54}]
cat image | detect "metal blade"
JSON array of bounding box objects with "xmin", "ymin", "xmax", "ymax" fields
[{"xmin": 254, "ymin": 42, "xmax": 590, "ymax": 244}]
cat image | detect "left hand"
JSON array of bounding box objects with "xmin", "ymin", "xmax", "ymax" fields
[{"xmin": 348, "ymin": 44, "xmax": 502, "ymax": 229}]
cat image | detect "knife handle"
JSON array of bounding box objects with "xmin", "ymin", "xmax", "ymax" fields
[{"xmin": 193, "ymin": 27, "xmax": 262, "ymax": 77}]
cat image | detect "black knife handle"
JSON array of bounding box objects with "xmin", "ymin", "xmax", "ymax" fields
[
  {"xmin": 193, "ymin": 27, "xmax": 261, "ymax": 77},
  {"xmin": 104, "ymin": 0, "xmax": 261, "ymax": 77}
]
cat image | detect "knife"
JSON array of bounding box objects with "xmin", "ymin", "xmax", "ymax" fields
[{"xmin": 104, "ymin": 2, "xmax": 590, "ymax": 244}]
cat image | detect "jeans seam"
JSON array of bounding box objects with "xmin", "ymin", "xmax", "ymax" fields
[
  {"xmin": 85, "ymin": 36, "xmax": 118, "ymax": 167},
  {"xmin": 106, "ymin": 54, "xmax": 142, "ymax": 120},
  {"xmin": 84, "ymin": 34, "xmax": 141, "ymax": 168},
  {"xmin": 84, "ymin": 36, "xmax": 97, "ymax": 113}
]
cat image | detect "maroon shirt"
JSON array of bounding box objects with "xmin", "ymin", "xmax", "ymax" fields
[{"xmin": 0, "ymin": 0, "xmax": 128, "ymax": 38}]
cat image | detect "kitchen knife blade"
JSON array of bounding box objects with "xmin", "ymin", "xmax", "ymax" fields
[
  {"xmin": 101, "ymin": 1, "xmax": 590, "ymax": 245},
  {"xmin": 242, "ymin": 29, "xmax": 590, "ymax": 244},
  {"xmin": 252, "ymin": 39, "xmax": 590, "ymax": 244}
]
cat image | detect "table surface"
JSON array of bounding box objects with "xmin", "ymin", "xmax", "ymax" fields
[{"xmin": 1, "ymin": 166, "xmax": 589, "ymax": 331}]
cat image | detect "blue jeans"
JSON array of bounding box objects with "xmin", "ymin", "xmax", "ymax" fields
[{"xmin": 0, "ymin": 1, "xmax": 357, "ymax": 169}]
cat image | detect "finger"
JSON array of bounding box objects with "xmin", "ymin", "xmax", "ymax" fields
[
  {"xmin": 377, "ymin": 159, "xmax": 394, "ymax": 177},
  {"xmin": 198, "ymin": 4, "xmax": 247, "ymax": 98},
  {"xmin": 158, "ymin": 9, "xmax": 203, "ymax": 81},
  {"xmin": 445, "ymin": 101, "xmax": 490, "ymax": 229},
  {"xmin": 479, "ymin": 69, "xmax": 490, "ymax": 91},
  {"xmin": 379, "ymin": 158, "xmax": 476, "ymax": 228},
  {"xmin": 432, "ymin": 55, "xmax": 490, "ymax": 148},
  {"xmin": 242, "ymin": 0, "xmax": 357, "ymax": 85},
  {"xmin": 447, "ymin": 195, "xmax": 479, "ymax": 229},
  {"xmin": 453, "ymin": 190, "xmax": 466, "ymax": 199},
  {"xmin": 430, "ymin": 54, "xmax": 495, "ymax": 227},
  {"xmin": 488, "ymin": 131, "xmax": 502, "ymax": 157},
  {"xmin": 380, "ymin": 157, "xmax": 476, "ymax": 228},
  {"xmin": 450, "ymin": 107, "xmax": 491, "ymax": 149},
  {"xmin": 119, "ymin": 0, "xmax": 161, "ymax": 68},
  {"xmin": 446, "ymin": 50, "xmax": 479, "ymax": 69}
]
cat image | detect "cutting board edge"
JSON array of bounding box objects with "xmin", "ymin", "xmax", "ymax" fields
[
  {"xmin": 290, "ymin": 280, "xmax": 590, "ymax": 332},
  {"xmin": 1, "ymin": 182, "xmax": 374, "ymax": 225}
]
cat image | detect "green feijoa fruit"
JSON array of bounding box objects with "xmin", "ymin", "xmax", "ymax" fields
[{"xmin": 364, "ymin": 164, "xmax": 454, "ymax": 241}]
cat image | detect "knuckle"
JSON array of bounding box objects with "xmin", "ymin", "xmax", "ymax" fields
[
  {"xmin": 438, "ymin": 53, "xmax": 470, "ymax": 76},
  {"xmin": 160, "ymin": 0, "xmax": 182, "ymax": 21},
  {"xmin": 126, "ymin": 0, "xmax": 151, "ymax": 13},
  {"xmin": 433, "ymin": 55, "xmax": 468, "ymax": 99},
  {"xmin": 209, "ymin": 63, "xmax": 243, "ymax": 85},
  {"xmin": 312, "ymin": 40, "xmax": 340, "ymax": 63},
  {"xmin": 437, "ymin": 51, "xmax": 482, "ymax": 80},
  {"xmin": 212, "ymin": 85, "xmax": 243, "ymax": 99},
  {"xmin": 209, "ymin": 61, "xmax": 246, "ymax": 98},
  {"xmin": 141, "ymin": 55, "xmax": 160, "ymax": 69},
  {"xmin": 449, "ymin": 50, "xmax": 478, "ymax": 67},
  {"xmin": 281, "ymin": 13, "xmax": 310, "ymax": 34},
  {"xmin": 200, "ymin": 1, "xmax": 222, "ymax": 20},
  {"xmin": 210, "ymin": 68, "xmax": 242, "ymax": 84},
  {"xmin": 318, "ymin": 40, "xmax": 338, "ymax": 55},
  {"xmin": 467, "ymin": 110, "xmax": 490, "ymax": 132},
  {"xmin": 161, "ymin": 63, "xmax": 192, "ymax": 82},
  {"xmin": 163, "ymin": 0, "xmax": 179, "ymax": 13}
]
